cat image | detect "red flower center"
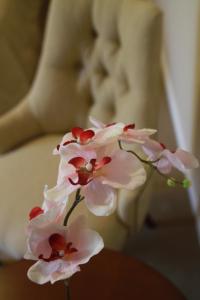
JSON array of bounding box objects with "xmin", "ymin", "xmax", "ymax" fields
[
  {"xmin": 39, "ymin": 233, "xmax": 77, "ymax": 262},
  {"xmin": 68, "ymin": 156, "xmax": 112, "ymax": 186},
  {"xmin": 63, "ymin": 127, "xmax": 95, "ymax": 147}
]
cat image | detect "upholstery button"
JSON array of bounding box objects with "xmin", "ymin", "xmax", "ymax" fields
[
  {"xmin": 74, "ymin": 61, "xmax": 83, "ymax": 71},
  {"xmin": 100, "ymin": 64, "xmax": 108, "ymax": 77},
  {"xmin": 91, "ymin": 27, "xmax": 98, "ymax": 39}
]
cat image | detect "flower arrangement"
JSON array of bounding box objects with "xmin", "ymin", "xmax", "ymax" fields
[{"xmin": 24, "ymin": 117, "xmax": 199, "ymax": 298}]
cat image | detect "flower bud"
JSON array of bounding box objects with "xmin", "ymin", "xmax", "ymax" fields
[
  {"xmin": 167, "ymin": 178, "xmax": 176, "ymax": 187},
  {"xmin": 182, "ymin": 178, "xmax": 191, "ymax": 189}
]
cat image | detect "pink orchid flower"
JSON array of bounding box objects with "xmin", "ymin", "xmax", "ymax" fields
[
  {"xmin": 89, "ymin": 116, "xmax": 156, "ymax": 144},
  {"xmin": 28, "ymin": 186, "xmax": 67, "ymax": 228},
  {"xmin": 24, "ymin": 217, "xmax": 104, "ymax": 284},
  {"xmin": 28, "ymin": 199, "xmax": 66, "ymax": 231},
  {"xmin": 53, "ymin": 127, "xmax": 98, "ymax": 156},
  {"xmin": 26, "ymin": 195, "xmax": 68, "ymax": 262},
  {"xmin": 46, "ymin": 148, "xmax": 146, "ymax": 216},
  {"xmin": 142, "ymin": 139, "xmax": 199, "ymax": 174},
  {"xmin": 54, "ymin": 117, "xmax": 155, "ymax": 158}
]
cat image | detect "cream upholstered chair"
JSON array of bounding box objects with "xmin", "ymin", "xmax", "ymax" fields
[{"xmin": 0, "ymin": 0, "xmax": 162, "ymax": 260}]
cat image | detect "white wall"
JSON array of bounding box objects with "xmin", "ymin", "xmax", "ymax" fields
[
  {"xmin": 154, "ymin": 0, "xmax": 199, "ymax": 149},
  {"xmin": 152, "ymin": 1, "xmax": 200, "ymax": 223}
]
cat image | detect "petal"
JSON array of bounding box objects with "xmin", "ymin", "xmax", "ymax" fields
[
  {"xmin": 50, "ymin": 262, "xmax": 80, "ymax": 284},
  {"xmin": 174, "ymin": 149, "xmax": 199, "ymax": 170},
  {"xmin": 24, "ymin": 248, "xmax": 37, "ymax": 260},
  {"xmin": 44, "ymin": 182, "xmax": 69, "ymax": 203},
  {"xmin": 28, "ymin": 223, "xmax": 65, "ymax": 259},
  {"xmin": 42, "ymin": 185, "xmax": 67, "ymax": 218},
  {"xmin": 29, "ymin": 207, "xmax": 44, "ymax": 220},
  {"xmin": 89, "ymin": 116, "xmax": 105, "ymax": 128},
  {"xmin": 79, "ymin": 130, "xmax": 95, "ymax": 144},
  {"xmin": 28, "ymin": 261, "xmax": 51, "ymax": 284},
  {"xmin": 94, "ymin": 123, "xmax": 124, "ymax": 145},
  {"xmin": 82, "ymin": 180, "xmax": 117, "ymax": 216},
  {"xmin": 57, "ymin": 150, "xmax": 96, "ymax": 186},
  {"xmin": 161, "ymin": 149, "xmax": 185, "ymax": 173},
  {"xmin": 156, "ymin": 157, "xmax": 172, "ymax": 174},
  {"xmin": 121, "ymin": 129, "xmax": 157, "ymax": 144},
  {"xmin": 28, "ymin": 192, "xmax": 67, "ymax": 231},
  {"xmin": 102, "ymin": 149, "xmax": 146, "ymax": 189},
  {"xmin": 52, "ymin": 144, "xmax": 60, "ymax": 155},
  {"xmin": 71, "ymin": 127, "xmax": 83, "ymax": 139},
  {"xmin": 45, "ymin": 181, "xmax": 78, "ymax": 202},
  {"xmin": 68, "ymin": 157, "xmax": 86, "ymax": 169},
  {"xmin": 142, "ymin": 138, "xmax": 163, "ymax": 159},
  {"xmin": 28, "ymin": 260, "xmax": 67, "ymax": 285},
  {"xmin": 123, "ymin": 123, "xmax": 135, "ymax": 132},
  {"xmin": 95, "ymin": 156, "xmax": 112, "ymax": 170},
  {"xmin": 66, "ymin": 216, "xmax": 104, "ymax": 265},
  {"xmin": 57, "ymin": 158, "xmax": 76, "ymax": 185},
  {"xmin": 53, "ymin": 133, "xmax": 73, "ymax": 155}
]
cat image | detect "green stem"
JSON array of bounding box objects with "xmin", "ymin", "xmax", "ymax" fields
[
  {"xmin": 63, "ymin": 188, "xmax": 84, "ymax": 226},
  {"xmin": 64, "ymin": 279, "xmax": 70, "ymax": 300},
  {"xmin": 152, "ymin": 165, "xmax": 182, "ymax": 185},
  {"xmin": 118, "ymin": 140, "xmax": 160, "ymax": 164},
  {"xmin": 62, "ymin": 190, "xmax": 84, "ymax": 299},
  {"xmin": 118, "ymin": 140, "xmax": 183, "ymax": 187}
]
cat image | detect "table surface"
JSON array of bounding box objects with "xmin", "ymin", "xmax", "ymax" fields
[{"xmin": 0, "ymin": 249, "xmax": 186, "ymax": 300}]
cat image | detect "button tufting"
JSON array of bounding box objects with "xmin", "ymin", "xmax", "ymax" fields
[
  {"xmin": 105, "ymin": 99, "xmax": 116, "ymax": 116},
  {"xmin": 74, "ymin": 61, "xmax": 83, "ymax": 71},
  {"xmin": 100, "ymin": 64, "xmax": 108, "ymax": 78},
  {"xmin": 91, "ymin": 27, "xmax": 98, "ymax": 39},
  {"xmin": 94, "ymin": 59, "xmax": 109, "ymax": 79}
]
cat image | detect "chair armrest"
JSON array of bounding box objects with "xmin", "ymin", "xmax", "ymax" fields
[{"xmin": 0, "ymin": 100, "xmax": 42, "ymax": 154}]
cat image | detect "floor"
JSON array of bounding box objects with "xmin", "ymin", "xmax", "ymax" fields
[{"xmin": 124, "ymin": 183, "xmax": 200, "ymax": 300}]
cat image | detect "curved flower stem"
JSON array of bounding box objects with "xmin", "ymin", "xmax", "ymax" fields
[
  {"xmin": 63, "ymin": 188, "xmax": 84, "ymax": 226},
  {"xmin": 118, "ymin": 140, "xmax": 183, "ymax": 186},
  {"xmin": 64, "ymin": 279, "xmax": 71, "ymax": 300},
  {"xmin": 63, "ymin": 189, "xmax": 84, "ymax": 299},
  {"xmin": 118, "ymin": 140, "xmax": 160, "ymax": 164},
  {"xmin": 151, "ymin": 165, "xmax": 182, "ymax": 185}
]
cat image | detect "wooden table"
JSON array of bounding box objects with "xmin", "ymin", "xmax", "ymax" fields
[{"xmin": 0, "ymin": 249, "xmax": 186, "ymax": 300}]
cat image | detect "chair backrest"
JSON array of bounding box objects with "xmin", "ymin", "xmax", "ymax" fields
[
  {"xmin": 27, "ymin": 0, "xmax": 162, "ymax": 133},
  {"xmin": 0, "ymin": 0, "xmax": 49, "ymax": 115},
  {"xmin": 0, "ymin": 0, "xmax": 163, "ymax": 228}
]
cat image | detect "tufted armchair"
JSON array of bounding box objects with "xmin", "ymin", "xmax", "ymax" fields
[{"xmin": 0, "ymin": 0, "xmax": 162, "ymax": 260}]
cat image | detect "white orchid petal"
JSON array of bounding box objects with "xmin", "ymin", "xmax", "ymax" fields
[
  {"xmin": 102, "ymin": 150, "xmax": 146, "ymax": 190},
  {"xmin": 89, "ymin": 116, "xmax": 105, "ymax": 128},
  {"xmin": 28, "ymin": 261, "xmax": 51, "ymax": 284},
  {"xmin": 82, "ymin": 180, "xmax": 117, "ymax": 216}
]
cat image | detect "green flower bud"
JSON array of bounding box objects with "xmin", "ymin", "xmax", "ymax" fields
[
  {"xmin": 182, "ymin": 178, "xmax": 191, "ymax": 189},
  {"xmin": 167, "ymin": 178, "xmax": 176, "ymax": 187}
]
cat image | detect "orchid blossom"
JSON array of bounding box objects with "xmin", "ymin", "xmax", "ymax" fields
[
  {"xmin": 46, "ymin": 148, "xmax": 146, "ymax": 216},
  {"xmin": 28, "ymin": 186, "xmax": 67, "ymax": 230},
  {"xmin": 89, "ymin": 116, "xmax": 156, "ymax": 144},
  {"xmin": 24, "ymin": 116, "xmax": 199, "ymax": 291},
  {"xmin": 142, "ymin": 139, "xmax": 199, "ymax": 174},
  {"xmin": 25, "ymin": 217, "xmax": 104, "ymax": 284},
  {"xmin": 53, "ymin": 127, "xmax": 97, "ymax": 156}
]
